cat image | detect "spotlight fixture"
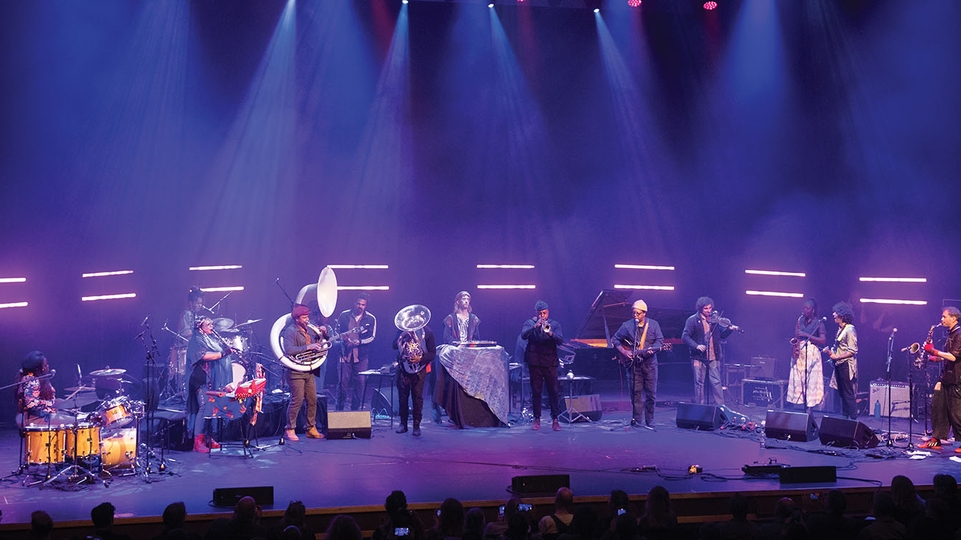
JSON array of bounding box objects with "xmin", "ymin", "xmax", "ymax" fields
[
  {"xmin": 594, "ymin": 8, "xmax": 600, "ymax": 13},
  {"xmin": 703, "ymin": 1, "xmax": 718, "ymax": 9},
  {"xmin": 402, "ymin": 0, "xmax": 408, "ymax": 4},
  {"xmin": 488, "ymin": 2, "xmax": 494, "ymax": 7}
]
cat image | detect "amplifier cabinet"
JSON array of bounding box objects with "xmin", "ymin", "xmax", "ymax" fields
[
  {"xmin": 742, "ymin": 379, "xmax": 787, "ymax": 408},
  {"xmin": 869, "ymin": 380, "xmax": 910, "ymax": 418}
]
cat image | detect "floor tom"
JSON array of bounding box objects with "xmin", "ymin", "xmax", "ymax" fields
[
  {"xmin": 24, "ymin": 426, "xmax": 65, "ymax": 464},
  {"xmin": 65, "ymin": 422, "xmax": 101, "ymax": 459}
]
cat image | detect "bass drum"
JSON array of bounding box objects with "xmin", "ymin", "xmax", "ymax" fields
[{"xmin": 101, "ymin": 428, "xmax": 137, "ymax": 468}]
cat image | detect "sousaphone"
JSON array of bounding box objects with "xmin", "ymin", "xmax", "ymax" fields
[
  {"xmin": 272, "ymin": 266, "xmax": 339, "ymax": 372},
  {"xmin": 395, "ymin": 304, "xmax": 431, "ymax": 373}
]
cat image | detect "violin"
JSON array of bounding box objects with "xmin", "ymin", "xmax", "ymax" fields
[{"xmin": 709, "ymin": 312, "xmax": 744, "ymax": 333}]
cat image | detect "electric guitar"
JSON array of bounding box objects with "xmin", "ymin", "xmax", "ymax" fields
[{"xmin": 616, "ymin": 341, "xmax": 673, "ymax": 368}]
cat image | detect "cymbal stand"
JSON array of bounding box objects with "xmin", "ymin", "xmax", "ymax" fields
[
  {"xmin": 137, "ymin": 321, "xmax": 162, "ymax": 482},
  {"xmin": 43, "ymin": 420, "xmax": 106, "ymax": 488}
]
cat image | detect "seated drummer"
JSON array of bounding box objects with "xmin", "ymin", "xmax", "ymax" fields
[{"xmin": 16, "ymin": 351, "xmax": 72, "ymax": 427}]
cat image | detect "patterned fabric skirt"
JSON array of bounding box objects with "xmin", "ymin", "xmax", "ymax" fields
[{"xmin": 787, "ymin": 342, "xmax": 824, "ymax": 407}]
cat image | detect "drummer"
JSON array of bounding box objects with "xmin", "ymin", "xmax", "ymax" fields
[{"xmin": 16, "ymin": 351, "xmax": 74, "ymax": 427}]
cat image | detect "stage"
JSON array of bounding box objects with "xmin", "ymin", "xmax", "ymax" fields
[{"xmin": 0, "ymin": 380, "xmax": 955, "ymax": 536}]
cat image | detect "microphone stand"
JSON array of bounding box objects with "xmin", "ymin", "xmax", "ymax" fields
[
  {"xmin": 884, "ymin": 330, "xmax": 895, "ymax": 447},
  {"xmin": 906, "ymin": 349, "xmax": 915, "ymax": 450}
]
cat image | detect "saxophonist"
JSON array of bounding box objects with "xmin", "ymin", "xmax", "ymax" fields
[
  {"xmin": 282, "ymin": 304, "xmax": 327, "ymax": 442},
  {"xmin": 919, "ymin": 306, "xmax": 961, "ymax": 451}
]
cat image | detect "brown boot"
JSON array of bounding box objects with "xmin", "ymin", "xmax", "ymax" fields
[
  {"xmin": 306, "ymin": 427, "xmax": 324, "ymax": 439},
  {"xmin": 193, "ymin": 434, "xmax": 210, "ymax": 453}
]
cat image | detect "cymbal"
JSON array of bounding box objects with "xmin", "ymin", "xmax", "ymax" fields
[
  {"xmin": 90, "ymin": 368, "xmax": 126, "ymax": 377},
  {"xmin": 64, "ymin": 386, "xmax": 96, "ymax": 393},
  {"xmin": 213, "ymin": 317, "xmax": 235, "ymax": 332},
  {"xmin": 233, "ymin": 318, "xmax": 262, "ymax": 329},
  {"xmin": 54, "ymin": 395, "xmax": 99, "ymax": 408}
]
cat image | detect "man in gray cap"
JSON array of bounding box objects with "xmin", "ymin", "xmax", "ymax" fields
[
  {"xmin": 521, "ymin": 300, "xmax": 564, "ymax": 431},
  {"xmin": 613, "ymin": 299, "xmax": 664, "ymax": 429}
]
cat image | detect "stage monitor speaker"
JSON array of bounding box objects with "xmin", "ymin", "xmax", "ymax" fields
[
  {"xmin": 327, "ymin": 411, "xmax": 372, "ymax": 440},
  {"xmin": 675, "ymin": 403, "xmax": 726, "ymax": 431},
  {"xmin": 764, "ymin": 411, "xmax": 818, "ymax": 441},
  {"xmin": 818, "ymin": 416, "xmax": 879, "ymax": 449},
  {"xmin": 561, "ymin": 394, "xmax": 602, "ymax": 422},
  {"xmin": 511, "ymin": 474, "xmax": 570, "ymax": 494},
  {"xmin": 869, "ymin": 380, "xmax": 910, "ymax": 418},
  {"xmin": 212, "ymin": 486, "xmax": 274, "ymax": 507},
  {"xmin": 779, "ymin": 466, "xmax": 837, "ymax": 484}
]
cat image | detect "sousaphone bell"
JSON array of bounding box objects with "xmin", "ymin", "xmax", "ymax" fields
[
  {"xmin": 272, "ymin": 266, "xmax": 339, "ymax": 372},
  {"xmin": 395, "ymin": 304, "xmax": 431, "ymax": 373}
]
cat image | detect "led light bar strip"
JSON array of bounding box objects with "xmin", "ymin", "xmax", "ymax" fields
[
  {"xmin": 82, "ymin": 270, "xmax": 134, "ymax": 278},
  {"xmin": 189, "ymin": 265, "xmax": 243, "ymax": 271},
  {"xmin": 338, "ymin": 285, "xmax": 390, "ymax": 291},
  {"xmin": 200, "ymin": 286, "xmax": 245, "ymax": 292},
  {"xmin": 614, "ymin": 264, "xmax": 675, "ymax": 271},
  {"xmin": 0, "ymin": 301, "xmax": 28, "ymax": 309},
  {"xmin": 477, "ymin": 264, "xmax": 535, "ymax": 269},
  {"xmin": 328, "ymin": 265, "xmax": 389, "ymax": 270},
  {"xmin": 477, "ymin": 285, "xmax": 536, "ymax": 290},
  {"xmin": 0, "ymin": 277, "xmax": 27, "ymax": 283},
  {"xmin": 614, "ymin": 285, "xmax": 675, "ymax": 291},
  {"xmin": 82, "ymin": 293, "xmax": 137, "ymax": 302},
  {"xmin": 745, "ymin": 269, "xmax": 806, "ymax": 278},
  {"xmin": 860, "ymin": 298, "xmax": 927, "ymax": 306},
  {"xmin": 746, "ymin": 290, "xmax": 804, "ymax": 298},
  {"xmin": 859, "ymin": 277, "xmax": 926, "ymax": 283}
]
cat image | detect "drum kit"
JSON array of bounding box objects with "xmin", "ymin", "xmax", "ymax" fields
[{"xmin": 18, "ymin": 368, "xmax": 147, "ymax": 488}]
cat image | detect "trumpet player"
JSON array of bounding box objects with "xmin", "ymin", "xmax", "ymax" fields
[
  {"xmin": 282, "ymin": 304, "xmax": 327, "ymax": 442},
  {"xmin": 918, "ymin": 306, "xmax": 961, "ymax": 452},
  {"xmin": 521, "ymin": 300, "xmax": 564, "ymax": 431},
  {"xmin": 787, "ymin": 298, "xmax": 827, "ymax": 413}
]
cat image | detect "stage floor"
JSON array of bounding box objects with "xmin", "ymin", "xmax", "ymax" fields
[{"xmin": 0, "ymin": 381, "xmax": 955, "ymax": 528}]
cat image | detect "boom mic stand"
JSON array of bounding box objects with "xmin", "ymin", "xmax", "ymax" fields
[
  {"xmin": 906, "ymin": 349, "xmax": 916, "ymax": 450},
  {"xmin": 884, "ymin": 330, "xmax": 896, "ymax": 447}
]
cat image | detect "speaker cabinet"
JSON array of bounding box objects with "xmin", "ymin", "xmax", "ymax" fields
[
  {"xmin": 560, "ymin": 394, "xmax": 602, "ymax": 422},
  {"xmin": 869, "ymin": 380, "xmax": 910, "ymax": 418},
  {"xmin": 212, "ymin": 486, "xmax": 274, "ymax": 507},
  {"xmin": 511, "ymin": 474, "xmax": 570, "ymax": 494},
  {"xmin": 327, "ymin": 411, "xmax": 372, "ymax": 439},
  {"xmin": 764, "ymin": 411, "xmax": 818, "ymax": 441},
  {"xmin": 818, "ymin": 416, "xmax": 879, "ymax": 449},
  {"xmin": 779, "ymin": 466, "xmax": 837, "ymax": 484},
  {"xmin": 676, "ymin": 403, "xmax": 726, "ymax": 431}
]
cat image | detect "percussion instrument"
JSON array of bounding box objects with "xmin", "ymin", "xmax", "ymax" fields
[
  {"xmin": 65, "ymin": 422, "xmax": 101, "ymax": 459},
  {"xmin": 98, "ymin": 396, "xmax": 141, "ymax": 428},
  {"xmin": 24, "ymin": 426, "xmax": 65, "ymax": 464},
  {"xmin": 212, "ymin": 318, "xmax": 235, "ymax": 332},
  {"xmin": 395, "ymin": 304, "xmax": 432, "ymax": 374},
  {"xmin": 101, "ymin": 428, "xmax": 137, "ymax": 468},
  {"xmin": 89, "ymin": 368, "xmax": 126, "ymax": 377}
]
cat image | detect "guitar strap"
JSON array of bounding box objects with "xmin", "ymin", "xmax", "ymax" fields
[{"xmin": 638, "ymin": 323, "xmax": 649, "ymax": 351}]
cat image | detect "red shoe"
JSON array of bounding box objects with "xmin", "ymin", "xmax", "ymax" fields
[
  {"xmin": 193, "ymin": 435, "xmax": 210, "ymax": 453},
  {"xmin": 205, "ymin": 435, "xmax": 221, "ymax": 449},
  {"xmin": 919, "ymin": 438, "xmax": 941, "ymax": 450},
  {"xmin": 532, "ymin": 419, "xmax": 540, "ymax": 431},
  {"xmin": 552, "ymin": 419, "xmax": 561, "ymax": 431}
]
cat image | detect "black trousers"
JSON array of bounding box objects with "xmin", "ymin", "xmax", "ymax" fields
[
  {"xmin": 630, "ymin": 360, "xmax": 658, "ymax": 425},
  {"xmin": 528, "ymin": 364, "xmax": 560, "ymax": 420},
  {"xmin": 397, "ymin": 368, "xmax": 426, "ymax": 426},
  {"xmin": 835, "ymin": 362, "xmax": 858, "ymax": 420},
  {"xmin": 931, "ymin": 382, "xmax": 961, "ymax": 441}
]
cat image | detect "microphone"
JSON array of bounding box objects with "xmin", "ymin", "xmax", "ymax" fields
[
  {"xmin": 134, "ymin": 330, "xmax": 147, "ymax": 340},
  {"xmin": 141, "ymin": 315, "xmax": 149, "ymax": 326},
  {"xmin": 47, "ymin": 369, "xmax": 56, "ymax": 379},
  {"xmin": 892, "ymin": 328, "xmax": 898, "ymax": 333}
]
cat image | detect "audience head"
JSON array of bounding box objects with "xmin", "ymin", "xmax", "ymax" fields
[
  {"xmin": 729, "ymin": 493, "xmax": 750, "ymax": 521},
  {"xmin": 162, "ymin": 501, "xmax": 187, "ymax": 530},
  {"xmin": 502, "ymin": 497, "xmax": 522, "ymax": 522},
  {"xmin": 284, "ymin": 500, "xmax": 307, "ymax": 527},
  {"xmin": 91, "ymin": 502, "xmax": 116, "ymax": 529},
  {"xmin": 609, "ymin": 489, "xmax": 630, "ymax": 516},
  {"xmin": 437, "ymin": 497, "xmax": 465, "ymax": 535},
  {"xmin": 465, "ymin": 507, "xmax": 486, "ymax": 533},
  {"xmin": 386, "ymin": 490, "xmax": 409, "ymax": 517},
  {"xmin": 233, "ymin": 496, "xmax": 259, "ymax": 524},
  {"xmin": 31, "ymin": 510, "xmax": 54, "ymax": 538},
  {"xmin": 890, "ymin": 475, "xmax": 921, "ymax": 510},
  {"xmin": 555, "ymin": 487, "xmax": 575, "ymax": 513},
  {"xmin": 934, "ymin": 474, "xmax": 958, "ymax": 500},
  {"xmin": 645, "ymin": 485, "xmax": 672, "ymax": 518},
  {"xmin": 327, "ymin": 514, "xmax": 363, "ymax": 540},
  {"xmin": 774, "ymin": 497, "xmax": 796, "ymax": 521},
  {"xmin": 505, "ymin": 512, "xmax": 530, "ymax": 540}
]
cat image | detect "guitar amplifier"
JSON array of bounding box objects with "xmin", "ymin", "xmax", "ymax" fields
[
  {"xmin": 869, "ymin": 380, "xmax": 910, "ymax": 418},
  {"xmin": 742, "ymin": 379, "xmax": 787, "ymax": 408}
]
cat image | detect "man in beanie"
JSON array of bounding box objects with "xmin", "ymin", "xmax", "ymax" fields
[
  {"xmin": 520, "ymin": 300, "xmax": 565, "ymax": 431},
  {"xmin": 282, "ymin": 303, "xmax": 327, "ymax": 441},
  {"xmin": 613, "ymin": 300, "xmax": 664, "ymax": 429}
]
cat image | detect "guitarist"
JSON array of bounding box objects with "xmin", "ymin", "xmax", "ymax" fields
[
  {"xmin": 392, "ymin": 326, "xmax": 437, "ymax": 437},
  {"xmin": 613, "ymin": 300, "xmax": 665, "ymax": 429}
]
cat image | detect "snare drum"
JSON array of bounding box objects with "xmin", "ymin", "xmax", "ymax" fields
[
  {"xmin": 65, "ymin": 422, "xmax": 101, "ymax": 459},
  {"xmin": 23, "ymin": 426, "xmax": 65, "ymax": 464},
  {"xmin": 101, "ymin": 428, "xmax": 137, "ymax": 468},
  {"xmin": 100, "ymin": 397, "xmax": 133, "ymax": 428}
]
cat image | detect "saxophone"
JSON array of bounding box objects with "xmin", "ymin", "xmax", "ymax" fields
[{"xmin": 912, "ymin": 324, "xmax": 938, "ymax": 369}]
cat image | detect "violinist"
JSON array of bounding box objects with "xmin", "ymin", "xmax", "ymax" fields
[
  {"xmin": 681, "ymin": 296, "xmax": 740, "ymax": 405},
  {"xmin": 787, "ymin": 299, "xmax": 827, "ymax": 413}
]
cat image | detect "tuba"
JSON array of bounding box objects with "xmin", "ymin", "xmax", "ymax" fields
[
  {"xmin": 395, "ymin": 304, "xmax": 431, "ymax": 373},
  {"xmin": 273, "ymin": 267, "xmax": 339, "ymax": 372}
]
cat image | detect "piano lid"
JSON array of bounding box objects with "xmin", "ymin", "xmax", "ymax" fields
[{"xmin": 573, "ymin": 289, "xmax": 690, "ymax": 347}]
